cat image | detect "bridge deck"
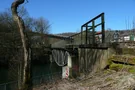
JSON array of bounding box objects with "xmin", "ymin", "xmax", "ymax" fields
[{"xmin": 79, "ymin": 44, "xmax": 108, "ymax": 49}]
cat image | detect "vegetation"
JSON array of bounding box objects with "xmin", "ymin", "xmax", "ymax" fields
[
  {"xmin": 0, "ymin": 0, "xmax": 51, "ymax": 90},
  {"xmin": 0, "ymin": 2, "xmax": 51, "ymax": 63},
  {"xmin": 109, "ymin": 63, "xmax": 135, "ymax": 73},
  {"xmin": 0, "ymin": 4, "xmax": 50, "ymax": 47},
  {"xmin": 11, "ymin": 0, "xmax": 32, "ymax": 89}
]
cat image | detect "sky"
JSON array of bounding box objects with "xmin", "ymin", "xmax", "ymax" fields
[{"xmin": 0, "ymin": 0, "xmax": 135, "ymax": 34}]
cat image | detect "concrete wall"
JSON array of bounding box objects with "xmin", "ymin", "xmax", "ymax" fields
[
  {"xmin": 78, "ymin": 48, "xmax": 115, "ymax": 74},
  {"xmin": 51, "ymin": 31, "xmax": 86, "ymax": 48},
  {"xmin": 51, "ymin": 39, "xmax": 71, "ymax": 48},
  {"xmin": 70, "ymin": 31, "xmax": 86, "ymax": 45}
]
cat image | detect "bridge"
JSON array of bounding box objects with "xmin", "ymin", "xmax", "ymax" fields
[{"xmin": 48, "ymin": 13, "xmax": 115, "ymax": 77}]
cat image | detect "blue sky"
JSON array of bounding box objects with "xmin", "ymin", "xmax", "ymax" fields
[{"xmin": 0, "ymin": 0, "xmax": 135, "ymax": 34}]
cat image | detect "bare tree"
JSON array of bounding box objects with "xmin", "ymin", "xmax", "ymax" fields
[
  {"xmin": 34, "ymin": 17, "xmax": 50, "ymax": 34},
  {"xmin": 11, "ymin": 0, "xmax": 32, "ymax": 90}
]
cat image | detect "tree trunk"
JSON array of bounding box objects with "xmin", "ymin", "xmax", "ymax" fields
[{"xmin": 11, "ymin": 0, "xmax": 32, "ymax": 90}]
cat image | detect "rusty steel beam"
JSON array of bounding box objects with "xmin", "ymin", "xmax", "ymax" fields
[
  {"xmin": 84, "ymin": 23, "xmax": 103, "ymax": 31},
  {"xmin": 80, "ymin": 12, "xmax": 105, "ymax": 45},
  {"xmin": 81, "ymin": 12, "xmax": 104, "ymax": 27}
]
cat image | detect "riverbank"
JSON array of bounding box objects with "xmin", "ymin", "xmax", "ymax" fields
[{"xmin": 33, "ymin": 69, "xmax": 135, "ymax": 90}]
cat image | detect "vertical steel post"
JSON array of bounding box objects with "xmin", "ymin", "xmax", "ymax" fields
[
  {"xmin": 81, "ymin": 26, "xmax": 83, "ymax": 44},
  {"xmin": 92, "ymin": 21, "xmax": 95, "ymax": 45},
  {"xmin": 86, "ymin": 25, "xmax": 89, "ymax": 44},
  {"xmin": 101, "ymin": 13, "xmax": 105, "ymax": 43},
  {"xmin": 86, "ymin": 25, "xmax": 88, "ymax": 44}
]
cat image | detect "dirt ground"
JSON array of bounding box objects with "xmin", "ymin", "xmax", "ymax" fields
[{"xmin": 33, "ymin": 69, "xmax": 135, "ymax": 90}]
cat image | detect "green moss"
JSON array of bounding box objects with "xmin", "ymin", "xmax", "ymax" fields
[
  {"xmin": 109, "ymin": 63, "xmax": 135, "ymax": 73},
  {"xmin": 128, "ymin": 68, "xmax": 135, "ymax": 74},
  {"xmin": 109, "ymin": 63, "xmax": 123, "ymax": 71},
  {"xmin": 133, "ymin": 58, "xmax": 135, "ymax": 62},
  {"xmin": 103, "ymin": 69, "xmax": 114, "ymax": 75},
  {"xmin": 107, "ymin": 56, "xmax": 114, "ymax": 66},
  {"xmin": 108, "ymin": 59, "xmax": 112, "ymax": 65},
  {"xmin": 105, "ymin": 77, "xmax": 113, "ymax": 82},
  {"xmin": 103, "ymin": 70, "xmax": 110, "ymax": 74}
]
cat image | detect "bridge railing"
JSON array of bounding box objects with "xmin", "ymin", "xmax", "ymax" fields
[{"xmin": 81, "ymin": 13, "xmax": 105, "ymax": 45}]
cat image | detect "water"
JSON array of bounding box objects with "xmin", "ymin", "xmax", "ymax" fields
[
  {"xmin": 32, "ymin": 62, "xmax": 61, "ymax": 77},
  {"xmin": 0, "ymin": 62, "xmax": 62, "ymax": 84},
  {"xmin": 0, "ymin": 67, "xmax": 8, "ymax": 84}
]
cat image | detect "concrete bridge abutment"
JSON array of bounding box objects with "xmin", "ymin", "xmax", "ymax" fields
[{"xmin": 71, "ymin": 47, "xmax": 115, "ymax": 77}]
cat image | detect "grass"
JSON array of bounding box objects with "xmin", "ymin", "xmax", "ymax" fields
[
  {"xmin": 109, "ymin": 63, "xmax": 123, "ymax": 71},
  {"xmin": 105, "ymin": 77, "xmax": 113, "ymax": 82},
  {"xmin": 128, "ymin": 68, "xmax": 135, "ymax": 74},
  {"xmin": 109, "ymin": 63, "xmax": 135, "ymax": 74}
]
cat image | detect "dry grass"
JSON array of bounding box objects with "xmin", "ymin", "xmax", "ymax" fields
[{"xmin": 33, "ymin": 69, "xmax": 135, "ymax": 90}]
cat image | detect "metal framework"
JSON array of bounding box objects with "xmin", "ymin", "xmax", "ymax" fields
[{"xmin": 81, "ymin": 13, "xmax": 105, "ymax": 45}]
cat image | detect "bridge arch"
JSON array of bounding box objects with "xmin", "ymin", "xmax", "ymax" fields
[{"xmin": 52, "ymin": 50, "xmax": 70, "ymax": 66}]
